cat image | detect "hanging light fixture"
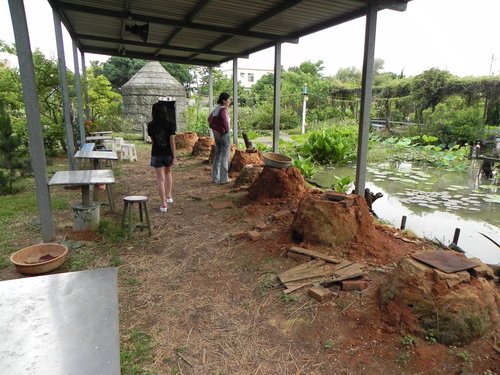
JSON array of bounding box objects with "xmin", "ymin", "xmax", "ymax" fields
[{"xmin": 125, "ymin": 23, "xmax": 149, "ymax": 43}]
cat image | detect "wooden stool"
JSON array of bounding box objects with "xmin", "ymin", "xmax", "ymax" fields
[
  {"xmin": 121, "ymin": 195, "xmax": 151, "ymax": 238},
  {"xmin": 121, "ymin": 143, "xmax": 137, "ymax": 162}
]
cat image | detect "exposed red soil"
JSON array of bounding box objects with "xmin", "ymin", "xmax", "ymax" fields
[{"xmin": 1, "ymin": 144, "xmax": 498, "ymax": 375}]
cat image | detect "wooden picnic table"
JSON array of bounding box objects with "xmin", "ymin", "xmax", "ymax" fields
[
  {"xmin": 48, "ymin": 169, "xmax": 115, "ymax": 207},
  {"xmin": 75, "ymin": 150, "xmax": 118, "ymax": 170},
  {"xmin": 0, "ymin": 268, "xmax": 120, "ymax": 375}
]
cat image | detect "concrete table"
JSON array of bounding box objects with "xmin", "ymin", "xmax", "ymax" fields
[
  {"xmin": 89, "ymin": 131, "xmax": 113, "ymax": 136},
  {"xmin": 49, "ymin": 169, "xmax": 115, "ymax": 207},
  {"xmin": 0, "ymin": 268, "xmax": 120, "ymax": 375},
  {"xmin": 75, "ymin": 150, "xmax": 118, "ymax": 170},
  {"xmin": 85, "ymin": 136, "xmax": 114, "ymax": 151},
  {"xmin": 85, "ymin": 135, "xmax": 113, "ymax": 142}
]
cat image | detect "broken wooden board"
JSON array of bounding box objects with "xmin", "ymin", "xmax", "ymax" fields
[
  {"xmin": 321, "ymin": 263, "xmax": 366, "ymax": 284},
  {"xmin": 279, "ymin": 259, "xmax": 325, "ymax": 284},
  {"xmin": 280, "ymin": 259, "xmax": 358, "ymax": 294},
  {"xmin": 288, "ymin": 246, "xmax": 341, "ymax": 264},
  {"xmin": 412, "ymin": 250, "xmax": 481, "ymax": 273}
]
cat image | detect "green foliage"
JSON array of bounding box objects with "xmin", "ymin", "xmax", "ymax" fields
[
  {"xmin": 0, "ymin": 102, "xmax": 26, "ymax": 194},
  {"xmin": 0, "ymin": 40, "xmax": 16, "ymax": 55},
  {"xmin": 412, "ymin": 68, "xmax": 453, "ymax": 115},
  {"xmin": 186, "ymin": 104, "xmax": 210, "ymax": 136},
  {"xmin": 67, "ymin": 247, "xmax": 95, "ymax": 271},
  {"xmin": 323, "ymin": 339, "xmax": 335, "ymax": 349},
  {"xmin": 86, "ymin": 69, "xmax": 123, "ymax": 130},
  {"xmin": 280, "ymin": 292, "xmax": 299, "ymax": 304},
  {"xmin": 101, "ymin": 57, "xmax": 194, "ymax": 91},
  {"xmin": 400, "ymin": 335, "xmax": 417, "ymax": 348},
  {"xmin": 292, "ymin": 156, "xmax": 317, "ymax": 178},
  {"xmin": 239, "ymin": 101, "xmax": 299, "ymax": 130},
  {"xmin": 298, "ymin": 124, "xmax": 358, "ymax": 165},
  {"xmin": 98, "ymin": 219, "xmax": 127, "ymax": 243},
  {"xmin": 455, "ymin": 350, "xmax": 472, "ymax": 365},
  {"xmin": 331, "ymin": 175, "xmax": 354, "ymax": 193},
  {"xmin": 423, "ymin": 95, "xmax": 485, "ymax": 145},
  {"xmin": 425, "ymin": 331, "xmax": 438, "ymax": 343},
  {"xmin": 121, "ymin": 330, "xmax": 154, "ymax": 375}
]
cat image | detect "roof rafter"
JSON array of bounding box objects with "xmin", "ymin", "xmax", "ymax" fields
[{"xmin": 50, "ymin": 1, "xmax": 284, "ymax": 40}]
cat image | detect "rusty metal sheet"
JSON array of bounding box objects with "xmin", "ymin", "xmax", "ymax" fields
[{"xmin": 412, "ymin": 251, "xmax": 481, "ymax": 273}]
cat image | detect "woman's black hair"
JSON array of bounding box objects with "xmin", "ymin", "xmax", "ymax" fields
[
  {"xmin": 216, "ymin": 92, "xmax": 230, "ymax": 105},
  {"xmin": 151, "ymin": 101, "xmax": 168, "ymax": 122}
]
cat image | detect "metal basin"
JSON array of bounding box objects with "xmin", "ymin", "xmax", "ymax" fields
[{"xmin": 262, "ymin": 152, "xmax": 292, "ymax": 168}]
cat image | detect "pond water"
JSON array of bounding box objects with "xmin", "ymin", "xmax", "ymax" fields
[{"xmin": 312, "ymin": 161, "xmax": 500, "ymax": 265}]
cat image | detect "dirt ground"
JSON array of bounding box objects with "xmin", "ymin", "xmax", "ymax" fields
[{"xmin": 2, "ymin": 142, "xmax": 499, "ymax": 375}]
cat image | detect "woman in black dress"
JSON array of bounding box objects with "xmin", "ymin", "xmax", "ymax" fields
[{"xmin": 147, "ymin": 102, "xmax": 177, "ymax": 212}]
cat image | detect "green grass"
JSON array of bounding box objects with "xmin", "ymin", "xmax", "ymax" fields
[
  {"xmin": 66, "ymin": 247, "xmax": 96, "ymax": 271},
  {"xmin": 0, "ymin": 183, "xmax": 69, "ymax": 269},
  {"xmin": 121, "ymin": 329, "xmax": 155, "ymax": 375}
]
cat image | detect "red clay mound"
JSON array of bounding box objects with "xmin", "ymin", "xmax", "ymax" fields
[
  {"xmin": 248, "ymin": 166, "xmax": 305, "ymax": 202},
  {"xmin": 175, "ymin": 132, "xmax": 198, "ymax": 151},
  {"xmin": 229, "ymin": 149, "xmax": 264, "ymax": 173},
  {"xmin": 192, "ymin": 136, "xmax": 214, "ymax": 157}
]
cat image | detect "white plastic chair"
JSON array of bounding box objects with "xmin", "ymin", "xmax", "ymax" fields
[
  {"xmin": 112, "ymin": 137, "xmax": 124, "ymax": 161},
  {"xmin": 121, "ymin": 143, "xmax": 137, "ymax": 162}
]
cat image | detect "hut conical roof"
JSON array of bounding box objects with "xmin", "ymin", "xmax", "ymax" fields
[{"xmin": 121, "ymin": 61, "xmax": 185, "ymax": 91}]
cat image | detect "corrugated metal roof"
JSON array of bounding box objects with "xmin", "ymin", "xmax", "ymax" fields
[{"xmin": 47, "ymin": 0, "xmax": 410, "ymax": 67}]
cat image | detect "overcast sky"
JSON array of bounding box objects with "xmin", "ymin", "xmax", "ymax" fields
[{"xmin": 1, "ymin": 0, "xmax": 499, "ymax": 77}]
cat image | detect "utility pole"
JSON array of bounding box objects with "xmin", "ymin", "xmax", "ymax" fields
[
  {"xmin": 301, "ymin": 83, "xmax": 308, "ymax": 134},
  {"xmin": 490, "ymin": 53, "xmax": 495, "ymax": 75}
]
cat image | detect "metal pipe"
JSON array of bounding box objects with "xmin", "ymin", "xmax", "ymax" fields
[
  {"xmin": 400, "ymin": 215, "xmax": 407, "ymax": 230},
  {"xmin": 8, "ymin": 0, "xmax": 55, "ymax": 241},
  {"xmin": 452, "ymin": 228, "xmax": 461, "ymax": 245}
]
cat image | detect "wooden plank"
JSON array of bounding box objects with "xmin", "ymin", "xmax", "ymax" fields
[
  {"xmin": 321, "ymin": 263, "xmax": 365, "ymax": 284},
  {"xmin": 283, "ymin": 262, "xmax": 360, "ymax": 294},
  {"xmin": 280, "ymin": 259, "xmax": 353, "ymax": 284},
  {"xmin": 278, "ymin": 259, "xmax": 325, "ymax": 284},
  {"xmin": 288, "ymin": 246, "xmax": 341, "ymax": 264}
]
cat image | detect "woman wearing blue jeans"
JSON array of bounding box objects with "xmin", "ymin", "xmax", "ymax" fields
[{"xmin": 209, "ymin": 93, "xmax": 232, "ymax": 184}]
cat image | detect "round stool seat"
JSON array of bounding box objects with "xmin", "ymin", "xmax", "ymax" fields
[
  {"xmin": 123, "ymin": 195, "xmax": 148, "ymax": 202},
  {"xmin": 121, "ymin": 195, "xmax": 151, "ymax": 238}
]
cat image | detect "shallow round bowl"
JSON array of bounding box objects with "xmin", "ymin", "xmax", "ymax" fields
[
  {"xmin": 262, "ymin": 152, "xmax": 293, "ymax": 168},
  {"xmin": 10, "ymin": 243, "xmax": 68, "ymax": 275}
]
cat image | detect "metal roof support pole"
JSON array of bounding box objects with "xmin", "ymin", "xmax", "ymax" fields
[
  {"xmin": 232, "ymin": 58, "xmax": 239, "ymax": 145},
  {"xmin": 354, "ymin": 6, "xmax": 378, "ymax": 195},
  {"xmin": 72, "ymin": 41, "xmax": 85, "ymax": 148},
  {"xmin": 208, "ymin": 67, "xmax": 214, "ymax": 113},
  {"xmin": 208, "ymin": 67, "xmax": 214, "ymax": 138},
  {"xmin": 53, "ymin": 9, "xmax": 76, "ymax": 170},
  {"xmin": 8, "ymin": 0, "xmax": 55, "ymax": 242},
  {"xmin": 81, "ymin": 51, "xmax": 90, "ymax": 119},
  {"xmin": 272, "ymin": 42, "xmax": 282, "ymax": 153}
]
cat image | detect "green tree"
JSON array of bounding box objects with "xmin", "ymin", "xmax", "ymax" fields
[
  {"xmin": 423, "ymin": 95, "xmax": 485, "ymax": 146},
  {"xmin": 101, "ymin": 57, "xmax": 194, "ymax": 91},
  {"xmin": 86, "ymin": 68, "xmax": 123, "ymax": 130},
  {"xmin": 32, "ymin": 49, "xmax": 69, "ymax": 154},
  {"xmin": 335, "ymin": 66, "xmax": 362, "ymax": 86},
  {"xmin": 0, "ymin": 101, "xmax": 25, "ymax": 194},
  {"xmin": 412, "ymin": 68, "xmax": 453, "ymax": 120},
  {"xmin": 0, "ymin": 40, "xmax": 16, "ymax": 55}
]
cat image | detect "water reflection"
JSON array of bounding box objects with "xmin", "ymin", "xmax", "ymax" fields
[{"xmin": 313, "ymin": 162, "xmax": 500, "ymax": 265}]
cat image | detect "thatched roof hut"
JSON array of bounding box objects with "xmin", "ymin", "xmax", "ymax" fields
[{"xmin": 121, "ymin": 61, "xmax": 188, "ymax": 140}]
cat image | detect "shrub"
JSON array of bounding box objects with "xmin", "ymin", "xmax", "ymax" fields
[
  {"xmin": 423, "ymin": 96, "xmax": 485, "ymax": 146},
  {"xmin": 298, "ymin": 124, "xmax": 358, "ymax": 165}
]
